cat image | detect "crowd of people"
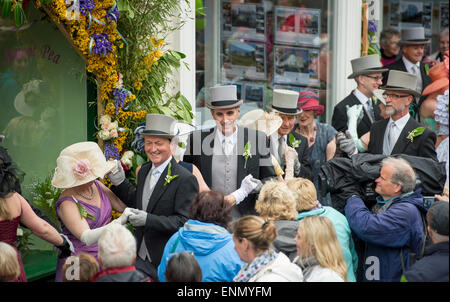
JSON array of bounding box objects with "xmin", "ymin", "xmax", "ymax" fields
[{"xmin": 0, "ymin": 26, "xmax": 448, "ymax": 283}]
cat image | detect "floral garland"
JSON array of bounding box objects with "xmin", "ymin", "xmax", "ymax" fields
[{"xmin": 34, "ymin": 0, "xmax": 161, "ymax": 158}]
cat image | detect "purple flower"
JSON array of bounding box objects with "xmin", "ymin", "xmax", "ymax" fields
[
  {"xmin": 368, "ymin": 20, "xmax": 377, "ymax": 33},
  {"xmin": 113, "ymin": 88, "xmax": 129, "ymax": 114},
  {"xmin": 107, "ymin": 5, "xmax": 120, "ymax": 22},
  {"xmin": 104, "ymin": 141, "xmax": 120, "ymax": 160},
  {"xmin": 91, "ymin": 33, "xmax": 113, "ymax": 56},
  {"xmin": 80, "ymin": 0, "xmax": 95, "ymax": 16}
]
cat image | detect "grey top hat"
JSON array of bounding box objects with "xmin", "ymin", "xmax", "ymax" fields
[
  {"xmin": 399, "ymin": 27, "xmax": 430, "ymax": 45},
  {"xmin": 267, "ymin": 89, "xmax": 302, "ymax": 115},
  {"xmin": 427, "ymin": 201, "xmax": 449, "ymax": 236},
  {"xmin": 141, "ymin": 114, "xmax": 179, "ymax": 137},
  {"xmin": 381, "ymin": 70, "xmax": 421, "ymax": 97},
  {"xmin": 206, "ymin": 85, "xmax": 243, "ymax": 109},
  {"xmin": 347, "ymin": 54, "xmax": 388, "ymax": 79}
]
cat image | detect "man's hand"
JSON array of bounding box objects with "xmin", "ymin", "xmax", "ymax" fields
[
  {"xmin": 128, "ymin": 208, "xmax": 148, "ymax": 227},
  {"xmin": 107, "ymin": 160, "xmax": 125, "ymax": 186},
  {"xmin": 337, "ymin": 130, "xmax": 357, "ymax": 156},
  {"xmin": 231, "ymin": 174, "xmax": 261, "ymax": 205}
]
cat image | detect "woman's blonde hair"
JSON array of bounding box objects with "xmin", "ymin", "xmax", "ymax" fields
[
  {"xmin": 298, "ymin": 216, "xmax": 348, "ymax": 281},
  {"xmin": 231, "ymin": 215, "xmax": 277, "ymax": 255},
  {"xmin": 255, "ymin": 180, "xmax": 297, "ymax": 220},
  {"xmin": 286, "ymin": 178, "xmax": 318, "ymax": 211},
  {"xmin": 0, "ymin": 242, "xmax": 20, "ymax": 282}
]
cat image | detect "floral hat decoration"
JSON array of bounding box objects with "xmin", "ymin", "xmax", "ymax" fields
[{"xmin": 52, "ymin": 142, "xmax": 117, "ymax": 189}]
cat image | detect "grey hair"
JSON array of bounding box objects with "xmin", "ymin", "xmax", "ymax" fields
[
  {"xmin": 98, "ymin": 224, "xmax": 136, "ymax": 269},
  {"xmin": 380, "ymin": 28, "xmax": 400, "ymax": 45},
  {"xmin": 381, "ymin": 157, "xmax": 416, "ymax": 193},
  {"xmin": 439, "ymin": 28, "xmax": 449, "ymax": 39}
]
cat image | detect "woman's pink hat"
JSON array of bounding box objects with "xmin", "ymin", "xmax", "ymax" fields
[{"xmin": 297, "ymin": 91, "xmax": 324, "ymax": 116}]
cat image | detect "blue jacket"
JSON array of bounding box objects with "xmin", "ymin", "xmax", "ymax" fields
[
  {"xmin": 404, "ymin": 241, "xmax": 449, "ymax": 282},
  {"xmin": 158, "ymin": 220, "xmax": 245, "ymax": 282},
  {"xmin": 345, "ymin": 190, "xmax": 426, "ymax": 282},
  {"xmin": 298, "ymin": 206, "xmax": 358, "ymax": 282}
]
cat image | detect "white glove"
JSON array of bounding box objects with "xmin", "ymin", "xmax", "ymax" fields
[
  {"xmin": 337, "ymin": 130, "xmax": 357, "ymax": 156},
  {"xmin": 346, "ymin": 104, "xmax": 364, "ymax": 142},
  {"xmin": 80, "ymin": 223, "xmax": 116, "ymax": 246},
  {"xmin": 107, "ymin": 160, "xmax": 125, "ymax": 186},
  {"xmin": 284, "ymin": 146, "xmax": 299, "ymax": 180},
  {"xmin": 231, "ymin": 174, "xmax": 261, "ymax": 205},
  {"xmin": 128, "ymin": 208, "xmax": 148, "ymax": 227},
  {"xmin": 111, "ymin": 207, "xmax": 133, "ymax": 225}
]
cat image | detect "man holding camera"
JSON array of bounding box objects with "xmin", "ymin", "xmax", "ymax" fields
[{"xmin": 344, "ymin": 157, "xmax": 427, "ymax": 282}]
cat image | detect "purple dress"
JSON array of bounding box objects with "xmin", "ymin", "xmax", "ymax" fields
[{"xmin": 54, "ymin": 180, "xmax": 112, "ymax": 282}]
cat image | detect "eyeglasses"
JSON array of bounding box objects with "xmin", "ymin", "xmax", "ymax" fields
[
  {"xmin": 364, "ymin": 75, "xmax": 383, "ymax": 81},
  {"xmin": 166, "ymin": 250, "xmax": 194, "ymax": 262},
  {"xmin": 382, "ymin": 92, "xmax": 410, "ymax": 100}
]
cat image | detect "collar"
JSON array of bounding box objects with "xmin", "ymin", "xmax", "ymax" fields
[
  {"xmin": 376, "ymin": 191, "xmax": 415, "ymax": 205},
  {"xmin": 388, "ymin": 113, "xmax": 410, "ymax": 129},
  {"xmin": 354, "ymin": 88, "xmax": 371, "ymax": 104},
  {"xmin": 272, "ymin": 131, "xmax": 286, "ymax": 142},
  {"xmin": 402, "ymin": 56, "xmax": 420, "ymax": 71},
  {"xmin": 151, "ymin": 156, "xmax": 173, "ymax": 174},
  {"xmin": 215, "ymin": 125, "xmax": 238, "ymax": 145},
  {"xmin": 91, "ymin": 265, "xmax": 137, "ymax": 282}
]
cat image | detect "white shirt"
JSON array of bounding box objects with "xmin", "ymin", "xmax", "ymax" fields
[
  {"xmin": 354, "ymin": 88, "xmax": 374, "ymax": 122},
  {"xmin": 385, "ymin": 113, "xmax": 411, "ymax": 148},
  {"xmin": 215, "ymin": 126, "xmax": 238, "ymax": 155},
  {"xmin": 149, "ymin": 155, "xmax": 173, "ymax": 184}
]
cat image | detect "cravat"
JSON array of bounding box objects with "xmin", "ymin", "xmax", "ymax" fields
[
  {"xmin": 278, "ymin": 136, "xmax": 285, "ymax": 163},
  {"xmin": 387, "ymin": 122, "xmax": 397, "ymax": 154},
  {"xmin": 411, "ymin": 64, "xmax": 423, "ymax": 93},
  {"xmin": 222, "ymin": 137, "xmax": 234, "ymax": 156},
  {"xmin": 142, "ymin": 169, "xmax": 159, "ymax": 211}
]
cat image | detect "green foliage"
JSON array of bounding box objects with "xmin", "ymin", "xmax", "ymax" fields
[
  {"xmin": 16, "ymin": 227, "xmax": 34, "ymax": 254},
  {"xmin": 29, "ymin": 174, "xmax": 63, "ymax": 231},
  {"xmin": 0, "ymin": 0, "xmax": 27, "ymax": 27},
  {"xmin": 127, "ymin": 152, "xmax": 147, "ymax": 185},
  {"xmin": 117, "ymin": 0, "xmax": 193, "ymax": 124}
]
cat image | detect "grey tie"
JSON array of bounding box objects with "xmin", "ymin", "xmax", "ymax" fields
[
  {"xmin": 142, "ymin": 169, "xmax": 159, "ymax": 211},
  {"xmin": 278, "ymin": 136, "xmax": 285, "ymax": 163},
  {"xmin": 366, "ymin": 99, "xmax": 375, "ymax": 123},
  {"xmin": 386, "ymin": 122, "xmax": 397, "ymax": 155},
  {"xmin": 411, "ymin": 64, "xmax": 423, "ymax": 93},
  {"xmin": 222, "ymin": 138, "xmax": 234, "ymax": 156}
]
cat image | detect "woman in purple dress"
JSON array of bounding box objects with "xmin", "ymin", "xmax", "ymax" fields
[{"xmin": 52, "ymin": 142, "xmax": 131, "ymax": 282}]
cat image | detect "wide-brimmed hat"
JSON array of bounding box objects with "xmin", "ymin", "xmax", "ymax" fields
[
  {"xmin": 347, "ymin": 54, "xmax": 388, "ymax": 79},
  {"xmin": 422, "ymin": 61, "xmax": 449, "ymax": 96},
  {"xmin": 380, "ymin": 70, "xmax": 421, "ymax": 97},
  {"xmin": 297, "ymin": 91, "xmax": 324, "ymax": 116},
  {"xmin": 141, "ymin": 114, "xmax": 179, "ymax": 138},
  {"xmin": 206, "ymin": 85, "xmax": 243, "ymax": 109},
  {"xmin": 399, "ymin": 27, "xmax": 430, "ymax": 45},
  {"xmin": 239, "ymin": 109, "xmax": 282, "ymax": 137},
  {"xmin": 268, "ymin": 89, "xmax": 302, "ymax": 115},
  {"xmin": 52, "ymin": 142, "xmax": 117, "ymax": 189}
]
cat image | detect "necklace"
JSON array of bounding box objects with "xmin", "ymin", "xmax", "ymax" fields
[{"xmin": 75, "ymin": 185, "xmax": 95, "ymax": 200}]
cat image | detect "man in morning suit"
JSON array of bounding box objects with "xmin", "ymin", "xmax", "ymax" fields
[
  {"xmin": 108, "ymin": 114, "xmax": 199, "ymax": 281},
  {"xmin": 332, "ymin": 54, "xmax": 388, "ymax": 139},
  {"xmin": 383, "ymin": 27, "xmax": 432, "ymax": 121},
  {"xmin": 183, "ymin": 85, "xmax": 276, "ymax": 218},
  {"xmin": 268, "ymin": 89, "xmax": 313, "ymax": 180}
]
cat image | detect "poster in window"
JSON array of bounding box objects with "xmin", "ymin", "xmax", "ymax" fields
[
  {"xmin": 274, "ymin": 6, "xmax": 321, "ymax": 47},
  {"xmin": 244, "ymin": 83, "xmax": 265, "ymax": 108},
  {"xmin": 222, "ymin": 40, "xmax": 266, "ymax": 82},
  {"xmin": 273, "ymin": 46, "xmax": 320, "ymax": 88},
  {"xmin": 399, "ymin": 1, "xmax": 424, "ymax": 28},
  {"xmin": 422, "ymin": 2, "xmax": 433, "ymax": 36},
  {"xmin": 221, "ymin": 1, "xmax": 265, "ymax": 42},
  {"xmin": 441, "ymin": 2, "xmax": 449, "ymax": 30},
  {"xmin": 389, "ymin": 0, "xmax": 400, "ymax": 29}
]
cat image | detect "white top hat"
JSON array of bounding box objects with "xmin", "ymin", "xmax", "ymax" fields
[
  {"xmin": 381, "ymin": 70, "xmax": 421, "ymax": 97},
  {"xmin": 347, "ymin": 54, "xmax": 388, "ymax": 79},
  {"xmin": 141, "ymin": 114, "xmax": 179, "ymax": 137},
  {"xmin": 268, "ymin": 89, "xmax": 302, "ymax": 115},
  {"xmin": 52, "ymin": 142, "xmax": 117, "ymax": 189},
  {"xmin": 206, "ymin": 85, "xmax": 243, "ymax": 109},
  {"xmin": 399, "ymin": 27, "xmax": 430, "ymax": 45}
]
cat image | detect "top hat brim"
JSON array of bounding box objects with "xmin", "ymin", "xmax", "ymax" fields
[
  {"xmin": 347, "ymin": 67, "xmax": 389, "ymax": 79},
  {"xmin": 399, "ymin": 39, "xmax": 430, "ymax": 45},
  {"xmin": 381, "ymin": 85, "xmax": 422, "ymax": 98},
  {"xmin": 206, "ymin": 99, "xmax": 243, "ymax": 110},
  {"xmin": 267, "ymin": 105, "xmax": 302, "ymax": 115}
]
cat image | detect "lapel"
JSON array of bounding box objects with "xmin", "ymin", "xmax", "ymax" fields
[
  {"xmin": 236, "ymin": 126, "xmax": 248, "ymax": 183},
  {"xmin": 372, "ymin": 97, "xmax": 382, "ymax": 120},
  {"xmin": 391, "ymin": 117, "xmax": 416, "ymax": 154},
  {"xmin": 420, "ymin": 62, "xmax": 431, "ymax": 88},
  {"xmin": 146, "ymin": 157, "xmax": 176, "ymax": 212},
  {"xmin": 374, "ymin": 118, "xmax": 390, "ymax": 154},
  {"xmin": 201, "ymin": 127, "xmax": 215, "ymax": 186}
]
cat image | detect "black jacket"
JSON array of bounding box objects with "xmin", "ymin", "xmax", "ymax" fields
[{"xmin": 404, "ymin": 241, "xmax": 449, "ymax": 282}]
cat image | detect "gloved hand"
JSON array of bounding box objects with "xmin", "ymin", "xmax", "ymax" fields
[
  {"xmin": 231, "ymin": 174, "xmax": 261, "ymax": 205},
  {"xmin": 111, "ymin": 207, "xmax": 133, "ymax": 225},
  {"xmin": 107, "ymin": 160, "xmax": 125, "ymax": 186},
  {"xmin": 80, "ymin": 223, "xmax": 118, "ymax": 246},
  {"xmin": 337, "ymin": 130, "xmax": 357, "ymax": 156},
  {"xmin": 284, "ymin": 146, "xmax": 298, "ymax": 180},
  {"xmin": 128, "ymin": 208, "xmax": 148, "ymax": 227},
  {"xmin": 56, "ymin": 233, "xmax": 74, "ymax": 258},
  {"xmin": 346, "ymin": 104, "xmax": 364, "ymax": 142}
]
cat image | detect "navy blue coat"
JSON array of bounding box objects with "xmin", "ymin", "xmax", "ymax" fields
[
  {"xmin": 345, "ymin": 190, "xmax": 426, "ymax": 282},
  {"xmin": 404, "ymin": 241, "xmax": 449, "ymax": 282}
]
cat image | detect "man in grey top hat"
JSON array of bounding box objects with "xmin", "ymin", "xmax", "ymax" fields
[
  {"xmin": 107, "ymin": 114, "xmax": 199, "ymax": 281},
  {"xmin": 338, "ymin": 70, "xmax": 437, "ymax": 161},
  {"xmin": 383, "ymin": 27, "xmax": 432, "ymax": 121},
  {"xmin": 267, "ymin": 89, "xmax": 312, "ymax": 180},
  {"xmin": 332, "ymin": 54, "xmax": 388, "ymax": 141},
  {"xmin": 184, "ymin": 85, "xmax": 276, "ymax": 217}
]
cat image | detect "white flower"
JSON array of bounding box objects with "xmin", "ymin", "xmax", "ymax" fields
[
  {"xmin": 99, "ymin": 130, "xmax": 111, "ymax": 140},
  {"xmin": 99, "ymin": 115, "xmax": 111, "ymax": 125},
  {"xmin": 120, "ymin": 150, "xmax": 134, "ymax": 168},
  {"xmin": 17, "ymin": 227, "xmax": 23, "ymax": 237},
  {"xmin": 109, "ymin": 121, "xmax": 119, "ymax": 131},
  {"xmin": 123, "ymin": 150, "xmax": 134, "ymax": 160},
  {"xmin": 115, "ymin": 73, "xmax": 124, "ymax": 89},
  {"xmin": 110, "ymin": 129, "xmax": 118, "ymax": 138}
]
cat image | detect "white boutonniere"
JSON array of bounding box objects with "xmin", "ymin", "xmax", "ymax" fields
[
  {"xmin": 406, "ymin": 127, "xmax": 425, "ymax": 143},
  {"xmin": 164, "ymin": 162, "xmax": 179, "ymax": 186},
  {"xmin": 289, "ymin": 133, "xmax": 301, "ymax": 148},
  {"xmin": 243, "ymin": 141, "xmax": 252, "ymax": 169}
]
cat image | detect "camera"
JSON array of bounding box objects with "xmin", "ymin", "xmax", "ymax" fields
[{"xmin": 422, "ymin": 196, "xmax": 435, "ymax": 210}]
